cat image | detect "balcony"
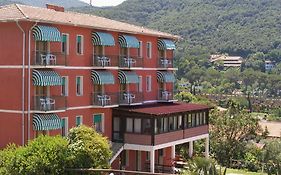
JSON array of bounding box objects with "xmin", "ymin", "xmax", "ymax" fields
[
  {"xmin": 32, "ymin": 51, "xmax": 66, "ymax": 66},
  {"xmin": 158, "ymin": 58, "xmax": 173, "ymax": 69},
  {"xmin": 33, "ymin": 95, "xmax": 67, "ymax": 112},
  {"xmin": 119, "ymin": 55, "xmax": 143, "ymax": 68},
  {"xmin": 92, "ymin": 54, "xmax": 119, "ymax": 67},
  {"xmin": 119, "ymin": 91, "xmax": 143, "ymax": 105},
  {"xmin": 92, "ymin": 92, "xmax": 119, "ymax": 107},
  {"xmin": 158, "ymin": 90, "xmax": 177, "ymax": 102}
]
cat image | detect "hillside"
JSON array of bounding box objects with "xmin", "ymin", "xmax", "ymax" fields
[
  {"xmin": 72, "ymin": 0, "xmax": 281, "ymax": 57},
  {"xmin": 0, "ymin": 0, "xmax": 88, "ymax": 8}
]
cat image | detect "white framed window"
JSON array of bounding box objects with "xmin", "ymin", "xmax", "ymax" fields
[
  {"xmin": 61, "ymin": 117, "xmax": 68, "ymax": 137},
  {"xmin": 76, "ymin": 35, "xmax": 84, "ymax": 55},
  {"xmin": 93, "ymin": 113, "xmax": 104, "ymax": 133},
  {"xmin": 138, "ymin": 41, "xmax": 143, "ymax": 57},
  {"xmin": 134, "ymin": 118, "xmax": 141, "ymax": 133},
  {"xmin": 146, "ymin": 42, "xmax": 152, "ymax": 59},
  {"xmin": 61, "ymin": 76, "xmax": 68, "ymax": 96},
  {"xmin": 146, "ymin": 75, "xmax": 152, "ymax": 92},
  {"xmin": 76, "ymin": 76, "xmax": 83, "ymax": 96},
  {"xmin": 61, "ymin": 33, "xmax": 69, "ymax": 55},
  {"xmin": 138, "ymin": 76, "xmax": 142, "ymax": 92},
  {"xmin": 126, "ymin": 118, "xmax": 133, "ymax": 132},
  {"xmin": 76, "ymin": 115, "xmax": 83, "ymax": 126}
]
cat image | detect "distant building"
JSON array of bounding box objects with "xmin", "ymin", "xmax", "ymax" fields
[
  {"xmin": 210, "ymin": 54, "xmax": 243, "ymax": 68},
  {"xmin": 265, "ymin": 60, "xmax": 275, "ymax": 71},
  {"xmin": 259, "ymin": 121, "xmax": 281, "ymax": 138}
]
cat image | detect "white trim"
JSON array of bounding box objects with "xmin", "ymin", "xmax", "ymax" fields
[
  {"xmin": 110, "ymin": 145, "xmax": 124, "ymax": 164},
  {"xmin": 67, "ymin": 105, "xmax": 94, "ymax": 110},
  {"xmin": 123, "ymin": 134, "xmax": 209, "ymax": 152}
]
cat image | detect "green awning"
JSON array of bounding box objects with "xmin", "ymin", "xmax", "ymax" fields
[
  {"xmin": 91, "ymin": 70, "xmax": 115, "ymax": 85},
  {"xmin": 157, "ymin": 71, "xmax": 175, "ymax": 83},
  {"xmin": 33, "ymin": 25, "xmax": 61, "ymax": 42},
  {"xmin": 157, "ymin": 39, "xmax": 176, "ymax": 50},
  {"xmin": 94, "ymin": 114, "xmax": 102, "ymax": 123},
  {"xmin": 33, "ymin": 114, "xmax": 62, "ymax": 131},
  {"xmin": 118, "ymin": 35, "xmax": 140, "ymax": 48},
  {"xmin": 92, "ymin": 32, "xmax": 115, "ymax": 46},
  {"xmin": 32, "ymin": 70, "xmax": 62, "ymax": 86},
  {"xmin": 118, "ymin": 71, "xmax": 139, "ymax": 84}
]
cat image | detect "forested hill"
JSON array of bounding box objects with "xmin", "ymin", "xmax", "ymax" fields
[
  {"xmin": 0, "ymin": 0, "xmax": 88, "ymax": 8},
  {"xmin": 72, "ymin": 0, "xmax": 281, "ymax": 57}
]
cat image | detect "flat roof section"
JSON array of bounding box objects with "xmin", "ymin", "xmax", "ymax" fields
[{"xmin": 115, "ymin": 102, "xmax": 211, "ymax": 116}]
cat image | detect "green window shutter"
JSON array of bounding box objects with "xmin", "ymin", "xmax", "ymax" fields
[
  {"xmin": 77, "ymin": 36, "xmax": 82, "ymax": 43},
  {"xmin": 62, "ymin": 35, "xmax": 67, "ymax": 43},
  {"xmin": 61, "ymin": 118, "xmax": 65, "ymax": 127},
  {"xmin": 62, "ymin": 77, "xmax": 65, "ymax": 86},
  {"xmin": 94, "ymin": 114, "xmax": 102, "ymax": 123},
  {"xmin": 76, "ymin": 77, "xmax": 81, "ymax": 85},
  {"xmin": 76, "ymin": 117, "xmax": 81, "ymax": 126}
]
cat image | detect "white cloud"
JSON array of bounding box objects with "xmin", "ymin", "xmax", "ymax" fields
[{"xmin": 80, "ymin": 0, "xmax": 126, "ymax": 7}]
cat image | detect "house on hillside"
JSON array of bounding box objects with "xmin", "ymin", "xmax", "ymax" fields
[
  {"xmin": 210, "ymin": 54, "xmax": 243, "ymax": 69},
  {"xmin": 0, "ymin": 4, "xmax": 211, "ymax": 173},
  {"xmin": 259, "ymin": 121, "xmax": 281, "ymax": 138},
  {"xmin": 265, "ymin": 60, "xmax": 275, "ymax": 72}
]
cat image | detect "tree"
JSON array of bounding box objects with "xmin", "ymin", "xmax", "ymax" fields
[
  {"xmin": 0, "ymin": 136, "xmax": 69, "ymax": 175},
  {"xmin": 262, "ymin": 140, "xmax": 281, "ymax": 174},
  {"xmin": 67, "ymin": 125, "xmax": 112, "ymax": 169},
  {"xmin": 210, "ymin": 103, "xmax": 261, "ymax": 167}
]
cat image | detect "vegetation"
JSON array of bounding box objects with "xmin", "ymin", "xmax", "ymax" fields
[{"xmin": 0, "ymin": 125, "xmax": 112, "ymax": 175}]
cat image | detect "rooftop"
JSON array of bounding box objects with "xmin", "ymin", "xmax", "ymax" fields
[
  {"xmin": 116, "ymin": 102, "xmax": 211, "ymax": 116},
  {"xmin": 0, "ymin": 4, "xmax": 179, "ymax": 40}
]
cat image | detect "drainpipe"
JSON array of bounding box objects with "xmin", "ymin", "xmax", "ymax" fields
[
  {"xmin": 16, "ymin": 20, "xmax": 26, "ymax": 146},
  {"xmin": 27, "ymin": 22, "xmax": 37, "ymax": 140}
]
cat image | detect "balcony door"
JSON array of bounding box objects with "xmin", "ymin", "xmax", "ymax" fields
[
  {"xmin": 113, "ymin": 117, "xmax": 125, "ymax": 142},
  {"xmin": 94, "ymin": 45, "xmax": 104, "ymax": 56},
  {"xmin": 94, "ymin": 84, "xmax": 103, "ymax": 94},
  {"xmin": 35, "ymin": 86, "xmax": 49, "ymax": 97},
  {"xmin": 36, "ymin": 41, "xmax": 48, "ymax": 52},
  {"xmin": 120, "ymin": 48, "xmax": 128, "ymax": 57}
]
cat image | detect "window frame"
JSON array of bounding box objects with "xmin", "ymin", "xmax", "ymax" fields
[
  {"xmin": 93, "ymin": 113, "xmax": 104, "ymax": 133},
  {"xmin": 61, "ymin": 117, "xmax": 68, "ymax": 137},
  {"xmin": 61, "ymin": 76, "xmax": 68, "ymax": 96},
  {"xmin": 146, "ymin": 42, "xmax": 152, "ymax": 59},
  {"xmin": 146, "ymin": 75, "xmax": 152, "ymax": 92},
  {"xmin": 138, "ymin": 41, "xmax": 143, "ymax": 58},
  {"xmin": 76, "ymin": 76, "xmax": 83, "ymax": 96},
  {"xmin": 76, "ymin": 35, "xmax": 84, "ymax": 55},
  {"xmin": 75, "ymin": 115, "xmax": 83, "ymax": 126},
  {"xmin": 61, "ymin": 33, "xmax": 69, "ymax": 55}
]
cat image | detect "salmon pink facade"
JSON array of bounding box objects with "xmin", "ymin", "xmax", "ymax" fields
[{"xmin": 0, "ymin": 4, "xmax": 210, "ymax": 173}]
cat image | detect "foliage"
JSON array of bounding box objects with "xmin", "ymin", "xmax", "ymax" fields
[
  {"xmin": 182, "ymin": 157, "xmax": 226, "ymax": 175},
  {"xmin": 262, "ymin": 139, "xmax": 281, "ymax": 174},
  {"xmin": 0, "ymin": 126, "xmax": 112, "ymax": 175},
  {"xmin": 210, "ymin": 102, "xmax": 261, "ymax": 167},
  {"xmin": 0, "ymin": 136, "xmax": 69, "ymax": 175},
  {"xmin": 67, "ymin": 125, "xmax": 112, "ymax": 169}
]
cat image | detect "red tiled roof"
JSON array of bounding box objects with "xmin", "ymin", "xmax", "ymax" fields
[
  {"xmin": 117, "ymin": 103, "xmax": 211, "ymax": 116},
  {"xmin": 0, "ymin": 4, "xmax": 180, "ymax": 40}
]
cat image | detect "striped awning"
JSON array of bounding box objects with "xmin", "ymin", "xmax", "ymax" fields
[
  {"xmin": 157, "ymin": 39, "xmax": 176, "ymax": 50},
  {"xmin": 157, "ymin": 71, "xmax": 176, "ymax": 83},
  {"xmin": 118, "ymin": 35, "xmax": 140, "ymax": 48},
  {"xmin": 118, "ymin": 71, "xmax": 139, "ymax": 84},
  {"xmin": 92, "ymin": 32, "xmax": 115, "ymax": 46},
  {"xmin": 33, "ymin": 25, "xmax": 61, "ymax": 42},
  {"xmin": 91, "ymin": 70, "xmax": 115, "ymax": 85},
  {"xmin": 33, "ymin": 114, "xmax": 62, "ymax": 131},
  {"xmin": 32, "ymin": 70, "xmax": 62, "ymax": 86}
]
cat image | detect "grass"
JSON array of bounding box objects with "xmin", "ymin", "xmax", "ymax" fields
[{"xmin": 226, "ymin": 168, "xmax": 266, "ymax": 175}]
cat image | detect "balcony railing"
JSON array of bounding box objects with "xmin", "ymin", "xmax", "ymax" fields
[
  {"xmin": 33, "ymin": 95, "xmax": 66, "ymax": 111},
  {"xmin": 119, "ymin": 91, "xmax": 143, "ymax": 105},
  {"xmin": 92, "ymin": 54, "xmax": 119, "ymax": 67},
  {"xmin": 92, "ymin": 92, "xmax": 119, "ymax": 107},
  {"xmin": 158, "ymin": 58, "xmax": 173, "ymax": 68},
  {"xmin": 119, "ymin": 55, "xmax": 143, "ymax": 68},
  {"xmin": 158, "ymin": 90, "xmax": 176, "ymax": 101},
  {"xmin": 32, "ymin": 51, "xmax": 66, "ymax": 66}
]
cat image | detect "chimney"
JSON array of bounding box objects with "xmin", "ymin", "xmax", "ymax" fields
[{"xmin": 46, "ymin": 4, "xmax": 65, "ymax": 12}]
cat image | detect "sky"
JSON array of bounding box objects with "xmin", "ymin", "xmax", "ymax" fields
[{"xmin": 80, "ymin": 0, "xmax": 126, "ymax": 7}]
